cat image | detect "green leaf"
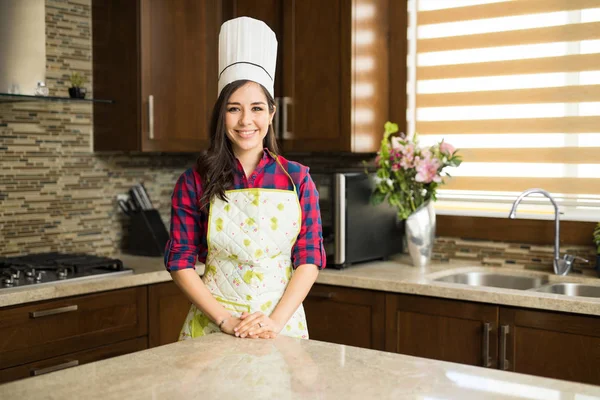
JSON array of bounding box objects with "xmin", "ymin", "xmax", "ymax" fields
[
  {"xmin": 371, "ymin": 190, "xmax": 386, "ymax": 205},
  {"xmin": 384, "ymin": 121, "xmax": 399, "ymax": 135}
]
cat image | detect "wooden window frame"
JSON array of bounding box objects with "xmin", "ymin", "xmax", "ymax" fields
[{"xmin": 437, "ymin": 216, "xmax": 595, "ymax": 246}]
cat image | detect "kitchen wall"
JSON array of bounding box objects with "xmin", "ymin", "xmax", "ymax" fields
[{"xmin": 0, "ymin": 0, "xmax": 197, "ymax": 256}]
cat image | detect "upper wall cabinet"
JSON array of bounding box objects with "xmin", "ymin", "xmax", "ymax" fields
[
  {"xmin": 224, "ymin": 0, "xmax": 391, "ymax": 153},
  {"xmin": 92, "ymin": 0, "xmax": 220, "ymax": 152}
]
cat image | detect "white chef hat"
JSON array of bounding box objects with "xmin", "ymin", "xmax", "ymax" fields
[{"xmin": 218, "ymin": 17, "xmax": 277, "ymax": 98}]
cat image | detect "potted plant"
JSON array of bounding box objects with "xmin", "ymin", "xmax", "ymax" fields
[
  {"xmin": 68, "ymin": 72, "xmax": 87, "ymax": 99},
  {"xmin": 369, "ymin": 121, "xmax": 462, "ymax": 268},
  {"xmin": 594, "ymin": 222, "xmax": 600, "ymax": 276}
]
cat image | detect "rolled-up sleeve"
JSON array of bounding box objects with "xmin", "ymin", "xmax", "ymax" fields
[
  {"xmin": 164, "ymin": 169, "xmax": 205, "ymax": 272},
  {"xmin": 292, "ymin": 172, "xmax": 326, "ymax": 269}
]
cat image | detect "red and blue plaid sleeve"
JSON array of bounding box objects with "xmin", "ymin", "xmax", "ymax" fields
[
  {"xmin": 292, "ymin": 172, "xmax": 326, "ymax": 269},
  {"xmin": 164, "ymin": 168, "xmax": 207, "ymax": 272}
]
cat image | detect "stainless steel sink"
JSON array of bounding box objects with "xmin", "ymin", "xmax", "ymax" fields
[
  {"xmin": 534, "ymin": 283, "xmax": 600, "ymax": 298},
  {"xmin": 434, "ymin": 272, "xmax": 549, "ymax": 290}
]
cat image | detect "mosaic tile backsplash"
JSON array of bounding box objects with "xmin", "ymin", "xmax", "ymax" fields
[
  {"xmin": 0, "ymin": 0, "xmax": 196, "ymax": 256},
  {"xmin": 0, "ymin": 0, "xmax": 596, "ymax": 276},
  {"xmin": 433, "ymin": 238, "xmax": 597, "ymax": 276}
]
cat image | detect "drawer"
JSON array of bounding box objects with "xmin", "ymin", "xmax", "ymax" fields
[
  {"xmin": 0, "ymin": 287, "xmax": 147, "ymax": 369},
  {"xmin": 0, "ymin": 336, "xmax": 148, "ymax": 384}
]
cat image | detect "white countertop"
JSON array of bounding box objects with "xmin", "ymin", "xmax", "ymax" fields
[
  {"xmin": 1, "ymin": 254, "xmax": 599, "ymax": 317},
  {"xmin": 0, "ymin": 333, "xmax": 598, "ymax": 399}
]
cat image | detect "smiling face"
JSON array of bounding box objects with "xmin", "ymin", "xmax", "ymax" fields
[{"xmin": 224, "ymin": 81, "xmax": 275, "ymax": 159}]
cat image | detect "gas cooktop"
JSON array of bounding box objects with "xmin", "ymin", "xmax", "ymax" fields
[{"xmin": 0, "ymin": 252, "xmax": 133, "ymax": 292}]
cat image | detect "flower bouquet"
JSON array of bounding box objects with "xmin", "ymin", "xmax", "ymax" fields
[
  {"xmin": 370, "ymin": 121, "xmax": 462, "ymax": 267},
  {"xmin": 371, "ymin": 121, "xmax": 462, "ymax": 219}
]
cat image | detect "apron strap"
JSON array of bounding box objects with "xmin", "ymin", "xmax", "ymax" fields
[{"xmin": 268, "ymin": 151, "xmax": 297, "ymax": 194}]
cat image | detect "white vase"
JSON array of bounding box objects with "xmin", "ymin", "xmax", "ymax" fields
[{"xmin": 405, "ymin": 200, "xmax": 436, "ymax": 269}]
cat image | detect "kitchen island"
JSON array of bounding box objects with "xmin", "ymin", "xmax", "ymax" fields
[
  {"xmin": 0, "ymin": 333, "xmax": 599, "ymax": 399},
  {"xmin": 2, "ymin": 253, "xmax": 599, "ymax": 387}
]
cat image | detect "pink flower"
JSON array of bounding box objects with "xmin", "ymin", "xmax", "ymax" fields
[
  {"xmin": 399, "ymin": 143, "xmax": 415, "ymax": 169},
  {"xmin": 391, "ymin": 137, "xmax": 402, "ymax": 150},
  {"xmin": 415, "ymin": 157, "xmax": 441, "ymax": 183},
  {"xmin": 440, "ymin": 141, "xmax": 455, "ymax": 155}
]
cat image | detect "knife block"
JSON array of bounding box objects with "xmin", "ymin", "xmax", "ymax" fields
[{"xmin": 128, "ymin": 209, "xmax": 169, "ymax": 257}]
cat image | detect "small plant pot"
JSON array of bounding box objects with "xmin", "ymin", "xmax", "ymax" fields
[{"xmin": 68, "ymin": 87, "xmax": 86, "ymax": 99}]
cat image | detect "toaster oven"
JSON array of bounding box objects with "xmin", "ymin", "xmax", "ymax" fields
[{"xmin": 313, "ymin": 171, "xmax": 404, "ymax": 269}]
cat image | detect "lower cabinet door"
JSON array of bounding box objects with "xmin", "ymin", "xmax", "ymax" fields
[
  {"xmin": 303, "ymin": 284, "xmax": 385, "ymax": 350},
  {"xmin": 148, "ymin": 281, "xmax": 191, "ymax": 347},
  {"xmin": 0, "ymin": 287, "xmax": 148, "ymax": 370},
  {"xmin": 386, "ymin": 293, "xmax": 499, "ymax": 367},
  {"xmin": 499, "ymin": 307, "xmax": 600, "ymax": 386},
  {"xmin": 0, "ymin": 336, "xmax": 148, "ymax": 384}
]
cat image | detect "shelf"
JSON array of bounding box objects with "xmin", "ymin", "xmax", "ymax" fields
[{"xmin": 0, "ymin": 93, "xmax": 114, "ymax": 104}]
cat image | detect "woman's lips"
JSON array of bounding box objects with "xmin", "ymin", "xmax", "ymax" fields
[{"xmin": 236, "ymin": 129, "xmax": 258, "ymax": 138}]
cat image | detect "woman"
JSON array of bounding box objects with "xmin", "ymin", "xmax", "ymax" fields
[{"xmin": 164, "ymin": 17, "xmax": 325, "ymax": 340}]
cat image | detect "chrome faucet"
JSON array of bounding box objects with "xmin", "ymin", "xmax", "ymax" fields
[{"xmin": 508, "ymin": 188, "xmax": 587, "ymax": 276}]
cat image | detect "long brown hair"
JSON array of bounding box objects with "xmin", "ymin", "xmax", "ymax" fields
[{"xmin": 196, "ymin": 80, "xmax": 279, "ymax": 209}]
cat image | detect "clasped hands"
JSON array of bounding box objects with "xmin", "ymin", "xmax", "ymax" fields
[{"xmin": 220, "ymin": 311, "xmax": 282, "ymax": 339}]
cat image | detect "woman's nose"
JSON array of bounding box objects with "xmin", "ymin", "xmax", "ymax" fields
[{"xmin": 239, "ymin": 110, "xmax": 252, "ymax": 126}]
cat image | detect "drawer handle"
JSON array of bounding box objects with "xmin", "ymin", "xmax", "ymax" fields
[
  {"xmin": 31, "ymin": 360, "xmax": 79, "ymax": 376},
  {"xmin": 481, "ymin": 322, "xmax": 493, "ymax": 368},
  {"xmin": 307, "ymin": 292, "xmax": 336, "ymax": 299},
  {"xmin": 30, "ymin": 305, "xmax": 78, "ymax": 318},
  {"xmin": 499, "ymin": 325, "xmax": 510, "ymax": 371}
]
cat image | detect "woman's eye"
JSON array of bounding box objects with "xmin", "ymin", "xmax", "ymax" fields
[
  {"xmin": 227, "ymin": 107, "xmax": 239, "ymax": 113},
  {"xmin": 252, "ymin": 107, "xmax": 264, "ymax": 112}
]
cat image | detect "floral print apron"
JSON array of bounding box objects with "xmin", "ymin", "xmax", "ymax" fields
[{"xmin": 179, "ymin": 159, "xmax": 309, "ymax": 340}]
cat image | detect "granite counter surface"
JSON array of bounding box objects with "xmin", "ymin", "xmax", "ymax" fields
[
  {"xmin": 1, "ymin": 254, "xmax": 599, "ymax": 317},
  {"xmin": 0, "ymin": 333, "xmax": 598, "ymax": 399}
]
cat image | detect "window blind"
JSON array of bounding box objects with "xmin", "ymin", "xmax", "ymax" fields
[{"xmin": 407, "ymin": 0, "xmax": 600, "ymax": 222}]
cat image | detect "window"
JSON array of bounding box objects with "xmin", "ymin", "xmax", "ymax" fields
[{"xmin": 407, "ymin": 0, "xmax": 600, "ymax": 222}]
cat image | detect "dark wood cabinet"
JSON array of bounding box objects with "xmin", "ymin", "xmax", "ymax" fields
[
  {"xmin": 385, "ymin": 293, "xmax": 499, "ymax": 368},
  {"xmin": 0, "ymin": 287, "xmax": 148, "ymax": 370},
  {"xmin": 224, "ymin": 0, "xmax": 390, "ymax": 153},
  {"xmin": 385, "ymin": 293, "xmax": 600, "ymax": 386},
  {"xmin": 0, "ymin": 287, "xmax": 148, "ymax": 383},
  {"xmin": 0, "ymin": 337, "xmax": 147, "ymax": 384},
  {"xmin": 499, "ymin": 307, "xmax": 600, "ymax": 386},
  {"xmin": 148, "ymin": 281, "xmax": 191, "ymax": 347},
  {"xmin": 303, "ymin": 284, "xmax": 385, "ymax": 350},
  {"xmin": 92, "ymin": 0, "xmax": 220, "ymax": 152}
]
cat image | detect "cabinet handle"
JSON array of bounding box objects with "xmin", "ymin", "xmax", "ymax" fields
[
  {"xmin": 31, "ymin": 360, "xmax": 79, "ymax": 376},
  {"xmin": 281, "ymin": 96, "xmax": 292, "ymax": 140},
  {"xmin": 148, "ymin": 94, "xmax": 155, "ymax": 140},
  {"xmin": 30, "ymin": 305, "xmax": 78, "ymax": 318},
  {"xmin": 499, "ymin": 325, "xmax": 510, "ymax": 371},
  {"xmin": 274, "ymin": 97, "xmax": 282, "ymax": 139},
  {"xmin": 307, "ymin": 292, "xmax": 336, "ymax": 299},
  {"xmin": 481, "ymin": 322, "xmax": 493, "ymax": 367}
]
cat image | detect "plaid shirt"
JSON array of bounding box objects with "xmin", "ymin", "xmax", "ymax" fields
[{"xmin": 164, "ymin": 149, "xmax": 326, "ymax": 272}]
